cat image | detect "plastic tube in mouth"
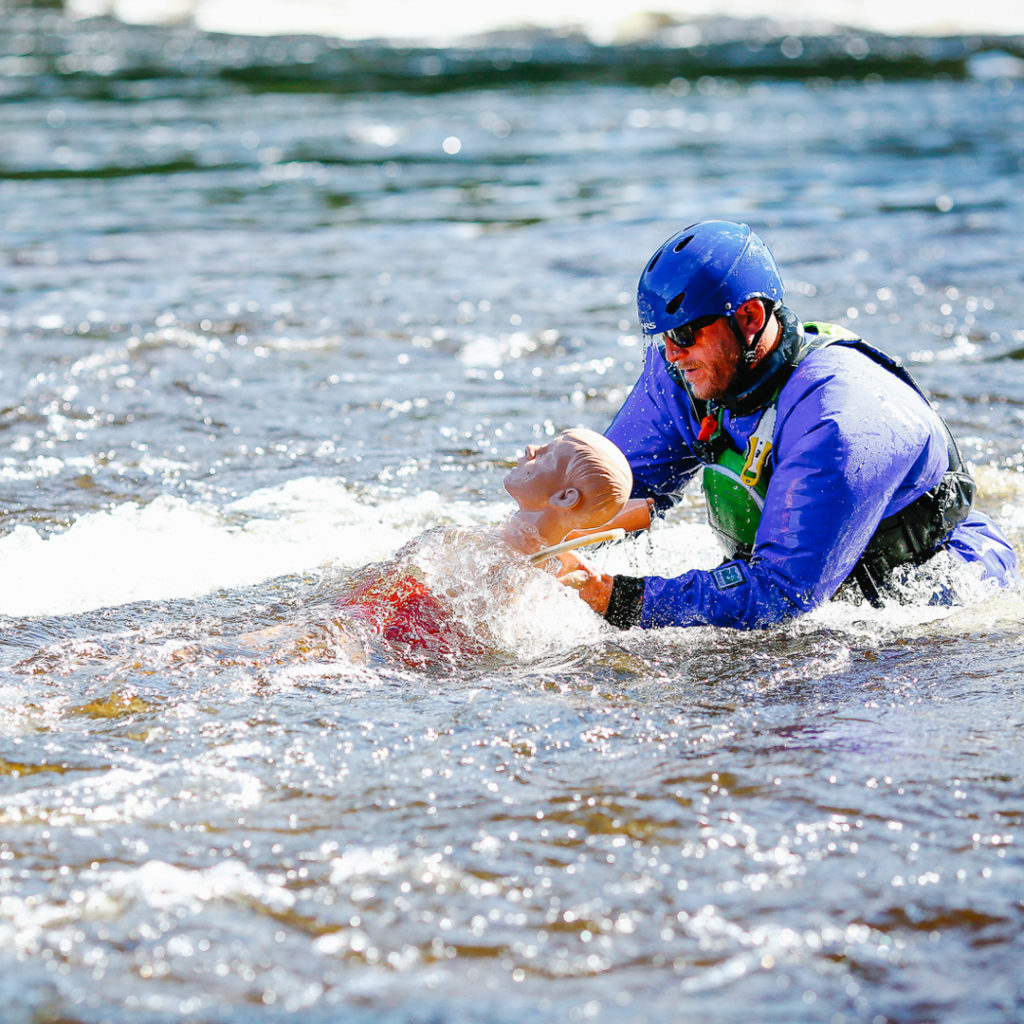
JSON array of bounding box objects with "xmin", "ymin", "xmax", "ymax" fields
[{"xmin": 527, "ymin": 528, "xmax": 626, "ymax": 566}]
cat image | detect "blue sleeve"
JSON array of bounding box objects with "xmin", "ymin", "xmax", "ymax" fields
[
  {"xmin": 946, "ymin": 511, "xmax": 1021, "ymax": 585},
  {"xmin": 604, "ymin": 343, "xmax": 702, "ymax": 514},
  {"xmin": 636, "ymin": 346, "xmax": 950, "ymax": 629}
]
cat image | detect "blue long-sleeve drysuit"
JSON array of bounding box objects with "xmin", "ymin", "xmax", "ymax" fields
[{"xmin": 605, "ymin": 321, "xmax": 1020, "ymax": 630}]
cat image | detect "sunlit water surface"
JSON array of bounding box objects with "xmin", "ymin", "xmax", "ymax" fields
[{"xmin": 1, "ymin": 8, "xmax": 1023, "ymax": 1023}]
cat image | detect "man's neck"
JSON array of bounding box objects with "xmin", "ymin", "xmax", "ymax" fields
[
  {"xmin": 748, "ymin": 313, "xmax": 781, "ymax": 370},
  {"xmin": 717, "ymin": 307, "xmax": 804, "ymax": 415}
]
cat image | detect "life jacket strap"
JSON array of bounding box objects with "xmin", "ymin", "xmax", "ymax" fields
[
  {"xmin": 851, "ymin": 467, "xmax": 976, "ymax": 605},
  {"xmin": 740, "ymin": 404, "xmax": 776, "ymax": 488}
]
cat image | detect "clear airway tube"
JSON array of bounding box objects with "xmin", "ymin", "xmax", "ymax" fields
[{"xmin": 527, "ymin": 529, "xmax": 626, "ymax": 566}]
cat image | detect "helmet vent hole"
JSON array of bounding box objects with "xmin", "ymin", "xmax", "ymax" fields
[
  {"xmin": 665, "ymin": 291, "xmax": 686, "ymax": 315},
  {"xmin": 646, "ymin": 252, "xmax": 661, "ymax": 274},
  {"xmin": 673, "ymin": 234, "xmax": 695, "ymax": 253}
]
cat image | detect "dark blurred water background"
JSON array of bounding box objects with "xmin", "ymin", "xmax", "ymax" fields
[{"xmin": 2, "ymin": 2, "xmax": 1023, "ymax": 1022}]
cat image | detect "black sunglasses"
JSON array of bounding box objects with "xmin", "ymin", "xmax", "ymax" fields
[{"xmin": 662, "ymin": 314, "xmax": 721, "ymax": 349}]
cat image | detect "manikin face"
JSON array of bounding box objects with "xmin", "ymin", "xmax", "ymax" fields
[
  {"xmin": 503, "ymin": 438, "xmax": 575, "ymax": 511},
  {"xmin": 662, "ymin": 316, "xmax": 743, "ymax": 401}
]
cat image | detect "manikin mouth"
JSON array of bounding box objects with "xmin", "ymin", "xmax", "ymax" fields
[{"xmin": 499, "ymin": 510, "xmax": 545, "ymax": 555}]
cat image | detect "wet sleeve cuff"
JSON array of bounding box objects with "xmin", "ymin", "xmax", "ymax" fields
[{"xmin": 604, "ymin": 575, "xmax": 645, "ymax": 629}]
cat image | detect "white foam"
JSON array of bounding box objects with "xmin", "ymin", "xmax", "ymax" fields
[
  {"xmin": 396, "ymin": 524, "xmax": 608, "ymax": 658},
  {"xmin": 0, "ymin": 479, "xmax": 493, "ymax": 618},
  {"xmin": 110, "ymin": 858, "xmax": 296, "ymax": 911},
  {"xmin": 4, "ymin": 466, "xmax": 1019, "ymax": 631}
]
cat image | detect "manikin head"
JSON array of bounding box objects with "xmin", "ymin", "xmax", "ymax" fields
[{"xmin": 503, "ymin": 428, "xmax": 632, "ymax": 549}]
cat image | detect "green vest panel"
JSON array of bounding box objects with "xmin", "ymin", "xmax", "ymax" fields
[
  {"xmin": 701, "ymin": 402, "xmax": 776, "ymax": 558},
  {"xmin": 703, "ymin": 446, "xmax": 769, "ymax": 556}
]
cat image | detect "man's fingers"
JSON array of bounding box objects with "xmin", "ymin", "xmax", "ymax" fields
[{"xmin": 559, "ymin": 570, "xmax": 589, "ymax": 590}]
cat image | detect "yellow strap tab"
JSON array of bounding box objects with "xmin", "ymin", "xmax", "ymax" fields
[{"xmin": 740, "ymin": 405, "xmax": 776, "ymax": 488}]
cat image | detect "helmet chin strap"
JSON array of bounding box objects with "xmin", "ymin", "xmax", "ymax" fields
[{"xmin": 729, "ymin": 303, "xmax": 774, "ymax": 367}]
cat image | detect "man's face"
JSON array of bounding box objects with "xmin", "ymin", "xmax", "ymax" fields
[
  {"xmin": 503, "ymin": 438, "xmax": 573, "ymax": 511},
  {"xmin": 662, "ymin": 317, "xmax": 742, "ymax": 401}
]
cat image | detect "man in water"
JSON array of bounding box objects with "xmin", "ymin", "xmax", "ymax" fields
[{"xmin": 558, "ymin": 220, "xmax": 1020, "ymax": 629}]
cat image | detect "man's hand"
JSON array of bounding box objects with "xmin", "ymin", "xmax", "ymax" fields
[
  {"xmin": 562, "ymin": 496, "xmax": 654, "ymax": 542},
  {"xmin": 555, "ymin": 552, "xmax": 613, "ymax": 616}
]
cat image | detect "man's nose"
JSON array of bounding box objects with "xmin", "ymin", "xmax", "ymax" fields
[{"xmin": 663, "ymin": 334, "xmax": 686, "ymax": 361}]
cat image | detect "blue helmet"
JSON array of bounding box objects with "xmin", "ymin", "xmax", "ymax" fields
[{"xmin": 636, "ymin": 220, "xmax": 784, "ymax": 335}]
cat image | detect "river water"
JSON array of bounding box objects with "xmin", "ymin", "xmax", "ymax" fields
[{"xmin": 2, "ymin": 5, "xmax": 1023, "ymax": 1023}]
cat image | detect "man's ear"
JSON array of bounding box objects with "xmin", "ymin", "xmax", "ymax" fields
[
  {"xmin": 735, "ymin": 298, "xmax": 767, "ymax": 337},
  {"xmin": 549, "ymin": 486, "xmax": 581, "ymax": 510}
]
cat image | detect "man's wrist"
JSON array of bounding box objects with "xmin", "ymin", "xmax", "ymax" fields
[{"xmin": 604, "ymin": 575, "xmax": 645, "ymax": 629}]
